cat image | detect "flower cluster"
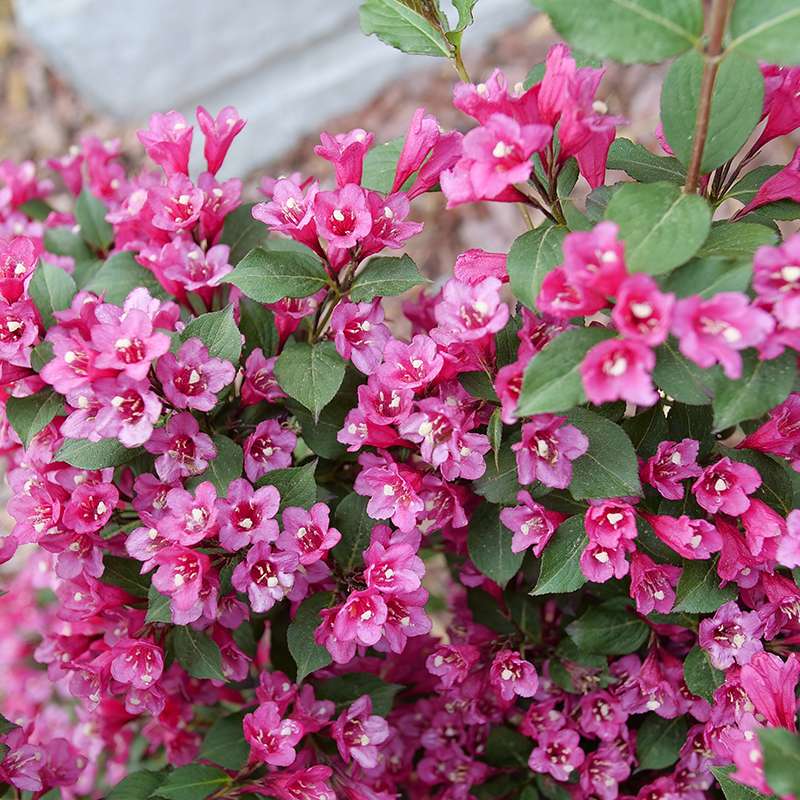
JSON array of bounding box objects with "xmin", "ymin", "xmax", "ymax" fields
[{"xmin": 0, "ymin": 5, "xmax": 799, "ymax": 800}]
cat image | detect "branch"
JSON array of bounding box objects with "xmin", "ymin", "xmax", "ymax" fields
[{"xmin": 684, "ymin": 0, "xmax": 732, "ymax": 194}]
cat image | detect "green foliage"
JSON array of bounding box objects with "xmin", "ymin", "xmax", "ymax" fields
[
  {"xmin": 606, "ymin": 138, "xmax": 686, "ymax": 184},
  {"xmin": 287, "ymin": 592, "xmax": 334, "ymax": 681},
  {"xmin": 6, "ymin": 389, "xmax": 63, "ymax": 449},
  {"xmin": 360, "ymin": 0, "xmax": 453, "ymax": 57},
  {"xmin": 186, "ymin": 434, "xmax": 243, "ymax": 495},
  {"xmin": 220, "ymin": 202, "xmax": 271, "ymax": 265},
  {"xmin": 531, "ymin": 515, "xmax": 588, "ymax": 596},
  {"xmin": 729, "ymin": 0, "xmax": 800, "ymax": 65},
  {"xmin": 636, "ymin": 714, "xmax": 689, "ymax": 770},
  {"xmin": 315, "ymin": 672, "xmax": 403, "ymax": 716},
  {"xmin": 349, "ymin": 254, "xmax": 427, "ymax": 301},
  {"xmin": 333, "ymin": 493, "xmax": 374, "ymax": 574},
  {"xmin": 172, "ymin": 626, "xmax": 226, "ymax": 681},
  {"xmin": 56, "ymin": 437, "xmax": 141, "ymax": 469},
  {"xmin": 674, "ymin": 558, "xmax": 736, "ymax": 613},
  {"xmin": 256, "ymin": 461, "xmax": 318, "ymax": 511},
  {"xmin": 29, "ymin": 261, "xmax": 76, "ymax": 328},
  {"xmin": 200, "ymin": 711, "xmax": 250, "ymax": 771},
  {"xmin": 468, "ymin": 503, "xmax": 525, "ymax": 587},
  {"xmin": 759, "ymin": 728, "xmax": 800, "ymax": 796},
  {"xmin": 275, "ymin": 340, "xmax": 346, "ymax": 420},
  {"xmin": 180, "ymin": 306, "xmax": 242, "ymax": 364},
  {"xmin": 75, "ymin": 189, "xmax": 114, "ymax": 251},
  {"xmin": 154, "ymin": 765, "xmax": 230, "ymax": 800},
  {"xmin": 83, "ymin": 251, "xmax": 167, "ymax": 304},
  {"xmin": 683, "ymin": 645, "xmax": 724, "ymax": 702},
  {"xmin": 507, "ymin": 224, "xmax": 567, "ymax": 310},
  {"xmin": 566, "ymin": 601, "xmax": 649, "ymax": 655}
]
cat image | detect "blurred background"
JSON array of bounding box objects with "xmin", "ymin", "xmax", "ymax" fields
[{"xmin": 1, "ymin": 0, "xmax": 798, "ymax": 276}]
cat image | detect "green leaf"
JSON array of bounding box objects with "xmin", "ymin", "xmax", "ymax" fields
[
  {"xmin": 29, "ymin": 261, "xmax": 76, "ymax": 328},
  {"xmin": 696, "ymin": 223, "xmax": 777, "ymax": 259},
  {"xmin": 507, "ymin": 224, "xmax": 567, "ymax": 310},
  {"xmin": 661, "ymin": 50, "xmax": 764, "ymax": 174},
  {"xmin": 759, "ymin": 728, "xmax": 800, "ymax": 796},
  {"xmin": 488, "ymin": 407, "xmax": 503, "ymax": 469},
  {"xmin": 200, "ymin": 711, "xmax": 250, "ymax": 771},
  {"xmin": 0, "ymin": 713, "xmax": 19, "ymax": 736},
  {"xmin": 107, "ymin": 771, "xmax": 166, "ymax": 800},
  {"xmin": 712, "ymin": 766, "xmax": 772, "ymax": 800},
  {"xmin": 315, "ymin": 673, "xmax": 402, "ymax": 716},
  {"xmin": 75, "ymin": 189, "xmax": 113, "ymax": 251},
  {"xmin": 724, "ymin": 447, "xmax": 795, "ymax": 515},
  {"xmin": 333, "ymin": 493, "xmax": 373, "ymax": 575},
  {"xmin": 43, "ymin": 227, "xmax": 93, "ymax": 266},
  {"xmin": 19, "ymin": 198, "xmax": 53, "ymax": 220},
  {"xmin": 605, "ymin": 181, "xmax": 711, "ymax": 275},
  {"xmin": 535, "ymin": 0, "xmax": 702, "ymax": 64},
  {"xmin": 101, "ymin": 555, "xmax": 151, "ymax": 598},
  {"xmin": 275, "ymin": 340, "xmax": 345, "ymax": 421},
  {"xmin": 468, "ymin": 503, "xmax": 524, "ymax": 587},
  {"xmin": 186, "ymin": 434, "xmax": 243, "ymax": 495},
  {"xmin": 729, "ymin": 0, "xmax": 800, "ymax": 65},
  {"xmin": 361, "ymin": 137, "xmax": 404, "ymax": 194},
  {"xmin": 567, "ymin": 601, "xmax": 649, "ymax": 655},
  {"xmin": 256, "ymin": 461, "xmax": 318, "ymax": 512},
  {"xmin": 531, "ymin": 515, "xmax": 588, "ymax": 596},
  {"xmin": 483, "ymin": 726, "xmax": 533, "ymax": 768},
  {"xmin": 664, "ymin": 256, "xmax": 753, "ymax": 299},
  {"xmin": 287, "ymin": 592, "xmax": 333, "ymax": 681},
  {"xmin": 472, "ymin": 440, "xmax": 521, "ymax": 505},
  {"xmin": 674, "ymin": 558, "xmax": 736, "ymax": 613},
  {"xmin": 56, "ymin": 437, "xmax": 141, "ymax": 469},
  {"xmin": 30, "ymin": 340, "xmax": 54, "ymax": 372},
  {"xmin": 360, "ymin": 0, "xmax": 453, "ymax": 57},
  {"xmin": 349, "ymin": 254, "xmax": 427, "ymax": 301},
  {"xmin": 223, "ymin": 246, "xmax": 330, "ymax": 303},
  {"xmin": 621, "ymin": 404, "xmax": 668, "ymax": 459},
  {"xmin": 172, "ymin": 627, "xmax": 225, "ymax": 681},
  {"xmin": 458, "ymin": 371, "xmax": 499, "ymax": 402},
  {"xmin": 469, "ymin": 588, "xmax": 516, "ymax": 634},
  {"xmin": 564, "ymin": 407, "xmax": 642, "ymax": 499},
  {"xmin": 653, "ymin": 338, "xmax": 716, "ymax": 405},
  {"xmin": 6, "ymin": 389, "xmax": 63, "ymax": 449},
  {"xmin": 155, "ymin": 765, "xmax": 229, "ymax": 800},
  {"xmin": 451, "ymin": 0, "xmax": 477, "ymax": 32},
  {"xmin": 683, "ymin": 645, "xmax": 724, "ymax": 702},
  {"xmin": 181, "ymin": 306, "xmax": 241, "ymax": 365},
  {"xmin": 83, "ymin": 251, "xmax": 167, "ymax": 304},
  {"xmin": 220, "ymin": 202, "xmax": 271, "ymax": 265},
  {"xmin": 238, "ymin": 297, "xmax": 279, "ymax": 358},
  {"xmin": 636, "ymin": 714, "xmax": 689, "ymax": 770},
  {"xmin": 712, "ymin": 350, "xmax": 795, "ymax": 432},
  {"xmin": 606, "ymin": 138, "xmax": 686, "ymax": 184},
  {"xmin": 517, "ymin": 327, "xmax": 617, "ymax": 415},
  {"xmin": 146, "ymin": 584, "xmax": 173, "ymax": 623},
  {"xmin": 723, "ymin": 165, "xmax": 784, "ymax": 206}
]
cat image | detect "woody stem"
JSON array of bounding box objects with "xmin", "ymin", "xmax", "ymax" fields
[{"xmin": 684, "ymin": 0, "xmax": 732, "ymax": 194}]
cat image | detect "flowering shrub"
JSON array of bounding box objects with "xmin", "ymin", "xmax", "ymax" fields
[{"xmin": 1, "ymin": 0, "xmax": 800, "ymax": 798}]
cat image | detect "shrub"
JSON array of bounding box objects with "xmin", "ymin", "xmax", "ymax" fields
[{"xmin": 1, "ymin": 0, "xmax": 800, "ymax": 798}]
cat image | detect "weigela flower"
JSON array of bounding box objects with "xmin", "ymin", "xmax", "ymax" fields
[
  {"xmin": 698, "ymin": 601, "xmax": 764, "ymax": 669},
  {"xmin": 159, "ymin": 481, "xmax": 218, "ymax": 546},
  {"xmin": 243, "ymin": 701, "xmax": 304, "ymax": 767},
  {"xmin": 110, "ymin": 640, "xmax": 164, "ymax": 690},
  {"xmin": 333, "ymin": 588, "xmax": 387, "ymax": 647},
  {"xmin": 151, "ymin": 545, "xmax": 212, "ymax": 623},
  {"xmin": 149, "ymin": 173, "xmax": 205, "ymax": 232},
  {"xmin": 331, "ymin": 695, "xmax": 390, "ymax": 769},
  {"xmin": 581, "ymin": 337, "xmax": 658, "ymax": 407},
  {"xmin": 692, "ymin": 457, "xmax": 761, "ymax": 516},
  {"xmin": 143, "ymin": 412, "xmax": 216, "ymax": 482},
  {"xmin": 537, "ymin": 266, "xmax": 607, "ymax": 319},
  {"xmin": 313, "ymin": 183, "xmax": 372, "ymax": 249},
  {"xmin": 354, "ymin": 454, "xmax": 424, "ymax": 532},
  {"xmin": 500, "ymin": 490, "xmax": 560, "ymax": 555},
  {"xmin": 453, "ymin": 248, "xmax": 508, "ymax": 285},
  {"xmin": 252, "ymin": 176, "xmax": 320, "ymax": 250},
  {"xmin": 232, "ymin": 541, "xmax": 298, "ymax": 613},
  {"xmin": 241, "ymin": 348, "xmax": 286, "ymax": 406},
  {"xmin": 62, "ymin": 482, "xmax": 117, "ymax": 534},
  {"xmin": 277, "ymin": 502, "xmax": 340, "ymax": 565},
  {"xmin": 425, "ymin": 644, "xmax": 480, "ymax": 688},
  {"xmin": 92, "ymin": 376, "xmax": 163, "ymax": 447},
  {"xmin": 330, "ymin": 300, "xmax": 391, "ymax": 375},
  {"xmin": 489, "ymin": 649, "xmax": 538, "ymax": 701},
  {"xmin": 646, "ymin": 513, "xmax": 723, "ymax": 560},
  {"xmin": 741, "ymin": 392, "xmax": 800, "ymax": 467},
  {"xmin": 740, "ymin": 651, "xmax": 800, "ymax": 731},
  {"xmin": 512, "ymin": 413, "xmax": 589, "ymax": 488},
  {"xmin": 155, "ymin": 337, "xmax": 236, "ymax": 411},
  {"xmin": 528, "ymin": 727, "xmax": 585, "ymax": 781},
  {"xmin": 137, "ymin": 111, "xmax": 193, "ymax": 176},
  {"xmin": 612, "ymin": 274, "xmax": 675, "ymax": 345},
  {"xmin": 671, "ymin": 292, "xmax": 774, "ymax": 379},
  {"xmin": 629, "ymin": 551, "xmax": 680, "ymax": 615},
  {"xmin": 641, "ymin": 438, "xmax": 702, "ymax": 500},
  {"xmin": 433, "ymin": 276, "xmax": 509, "ymax": 344},
  {"xmin": 314, "ymin": 128, "xmax": 373, "ymax": 187},
  {"xmin": 243, "ymin": 419, "xmax": 296, "ymax": 482},
  {"xmin": 578, "ymin": 690, "xmax": 627, "ymax": 741},
  {"xmin": 196, "ymin": 105, "xmax": 246, "ymax": 175},
  {"xmin": 563, "ymin": 221, "xmax": 627, "ymax": 297},
  {"xmin": 376, "ymin": 334, "xmax": 443, "ymax": 391}
]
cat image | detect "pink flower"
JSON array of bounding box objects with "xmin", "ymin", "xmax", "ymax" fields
[
  {"xmin": 361, "ymin": 191, "xmax": 423, "ymax": 255},
  {"xmin": 243, "ymin": 702, "xmax": 304, "ymax": 767},
  {"xmin": 393, "ymin": 107, "xmax": 440, "ymax": 192},
  {"xmin": 581, "ymin": 338, "xmax": 658, "ymax": 407},
  {"xmin": 333, "ymin": 588, "xmax": 387, "ymax": 647},
  {"xmin": 155, "ymin": 338, "xmax": 236, "ymax": 411},
  {"xmin": 232, "ymin": 542, "xmax": 298, "ymax": 613},
  {"xmin": 265, "ymin": 767, "xmax": 335, "ymax": 800},
  {"xmin": 110, "ymin": 640, "xmax": 164, "ymax": 690},
  {"xmin": 698, "ymin": 600, "xmax": 763, "ymax": 670},
  {"xmin": 357, "ymin": 375, "xmax": 414, "ymax": 426},
  {"xmin": 641, "ymin": 439, "xmax": 702, "ymax": 500},
  {"xmin": 740, "ymin": 652, "xmax": 800, "ymax": 732},
  {"xmin": 380, "ymin": 589, "xmax": 431, "ymax": 654},
  {"xmin": 580, "ymin": 743, "xmax": 631, "ymax": 800},
  {"xmin": 137, "ymin": 111, "xmax": 193, "ymax": 175},
  {"xmin": 151, "ymin": 545, "xmax": 211, "ymax": 619},
  {"xmin": 741, "ymin": 393, "xmax": 800, "ymax": 467},
  {"xmin": 363, "ymin": 537, "xmax": 424, "ymax": 594},
  {"xmin": 578, "ymin": 690, "xmax": 627, "ymax": 741},
  {"xmin": 243, "ymin": 419, "xmax": 296, "ymax": 482},
  {"xmin": 159, "ymin": 481, "xmax": 218, "ymax": 546},
  {"xmin": 671, "ymin": 292, "xmax": 774, "ymax": 379},
  {"xmin": 196, "ymin": 105, "xmax": 245, "ymax": 175},
  {"xmin": 161, "ymin": 242, "xmax": 233, "ymax": 291},
  {"xmin": 612, "ymin": 274, "xmax": 674, "ymax": 345},
  {"xmin": 90, "ymin": 307, "xmax": 171, "ymax": 380},
  {"xmin": 528, "ymin": 727, "xmax": 585, "ymax": 781},
  {"xmin": 629, "ymin": 551, "xmax": 680, "ymax": 615},
  {"xmin": 331, "ymin": 695, "xmax": 390, "ymax": 769},
  {"xmin": 756, "ymin": 65, "xmax": 800, "ymax": 151},
  {"xmin": 537, "ymin": 267, "xmax": 606, "ymax": 319},
  {"xmin": 150, "ymin": 173, "xmax": 205, "ymax": 231},
  {"xmin": 314, "ymin": 128, "xmax": 373, "ymax": 187},
  {"xmin": 144, "ymin": 412, "xmax": 216, "ymax": 481},
  {"xmin": 585, "ymin": 500, "xmax": 638, "ymax": 548},
  {"xmin": 500, "ymin": 490, "xmax": 560, "ymax": 555},
  {"xmin": 277, "ymin": 502, "xmax": 340, "ymax": 565},
  {"xmin": 738, "ymin": 146, "xmax": 800, "ymax": 217},
  {"xmin": 753, "ymin": 234, "xmax": 800, "ymax": 316},
  {"xmin": 0, "ymin": 297, "xmax": 38, "ymax": 367},
  {"xmin": 252, "ymin": 177, "xmax": 320, "ymax": 250},
  {"xmin": 453, "ymin": 249, "xmax": 508, "ymax": 285},
  {"xmin": 777, "ymin": 510, "xmax": 800, "ymax": 568},
  {"xmin": 563, "ymin": 221, "xmax": 627, "ymax": 297},
  {"xmin": 426, "ymin": 644, "xmax": 480, "ymax": 688},
  {"xmin": 512, "ymin": 413, "xmax": 589, "ymax": 488},
  {"xmin": 580, "ymin": 540, "xmax": 630, "ymax": 582},
  {"xmin": 218, "ymin": 478, "xmax": 280, "ymax": 552},
  {"xmin": 646, "ymin": 514, "xmax": 722, "ymax": 560},
  {"xmin": 354, "ymin": 458, "xmax": 424, "ymax": 532},
  {"xmin": 313, "ymin": 183, "xmax": 371, "ymax": 249},
  {"xmin": 62, "ymin": 483, "xmax": 117, "ymax": 534},
  {"xmin": 376, "ymin": 335, "xmax": 443, "ymax": 391},
  {"xmin": 330, "ymin": 301, "xmax": 391, "ymax": 375},
  {"xmin": 489, "ymin": 649, "xmax": 538, "ymax": 701},
  {"xmin": 433, "ymin": 277, "xmax": 509, "ymax": 343},
  {"xmin": 93, "ymin": 376, "xmax": 163, "ymax": 447},
  {"xmin": 241, "ymin": 348, "xmax": 286, "ymax": 406},
  {"xmin": 692, "ymin": 457, "xmax": 761, "ymax": 516}
]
